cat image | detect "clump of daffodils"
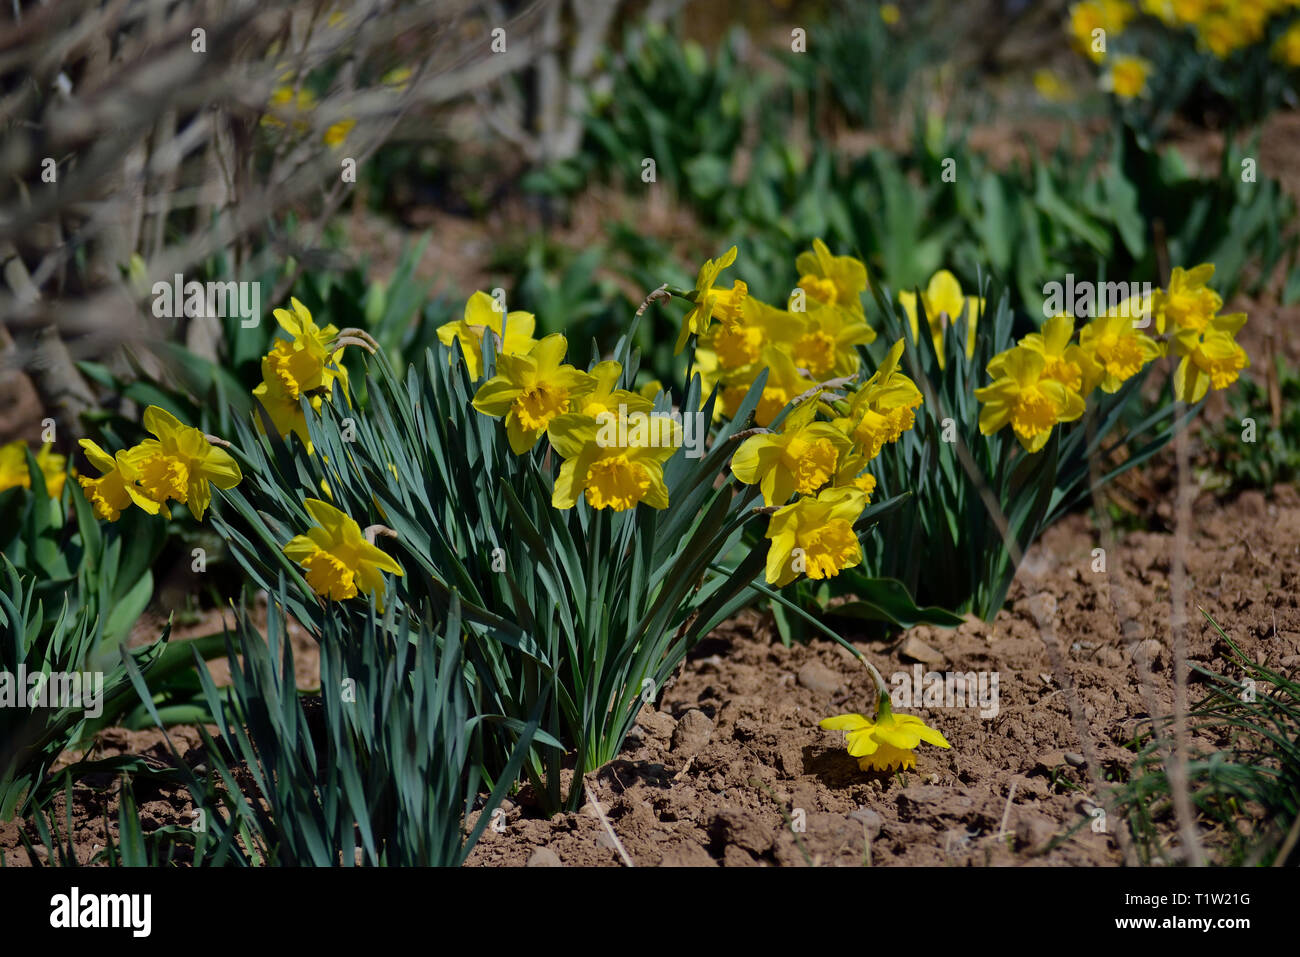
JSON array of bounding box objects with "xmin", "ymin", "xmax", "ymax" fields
[
  {"xmin": 820, "ymin": 658, "xmax": 951, "ymax": 773},
  {"xmin": 689, "ymin": 239, "xmax": 876, "ymax": 426},
  {"xmin": 76, "ymin": 406, "xmax": 242, "ymax": 521},
  {"xmin": 671, "ymin": 241, "xmax": 922, "ymax": 587},
  {"xmin": 468, "ymin": 326, "xmax": 681, "ymax": 513},
  {"xmin": 975, "ymin": 262, "xmax": 1247, "ymax": 453},
  {"xmin": 460, "ymin": 244, "xmax": 922, "ymax": 591},
  {"xmin": 1067, "ymin": 0, "xmax": 1300, "ymax": 101},
  {"xmin": 730, "ymin": 338, "xmax": 924, "ymax": 587}
]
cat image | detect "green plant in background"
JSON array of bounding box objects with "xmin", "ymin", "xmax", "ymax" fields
[
  {"xmin": 782, "ymin": 0, "xmax": 939, "ymax": 131},
  {"xmin": 1204, "ymin": 350, "xmax": 1300, "ymax": 491},
  {"xmin": 1117, "ymin": 610, "xmax": 1300, "ymax": 866},
  {"xmin": 1068, "ymin": 0, "xmax": 1300, "ymax": 135}
]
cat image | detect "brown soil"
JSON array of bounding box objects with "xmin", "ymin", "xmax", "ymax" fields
[
  {"xmin": 463, "ymin": 485, "xmax": 1300, "ymax": 867},
  {"xmin": 4, "ymin": 480, "xmax": 1296, "ymax": 866}
]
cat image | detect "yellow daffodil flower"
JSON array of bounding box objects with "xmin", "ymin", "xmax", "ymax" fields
[
  {"xmin": 830, "ymin": 450, "xmax": 878, "ymax": 499},
  {"xmin": 821, "ymin": 698, "xmax": 951, "ymax": 772},
  {"xmin": 975, "ymin": 348, "xmax": 1086, "ymax": 453},
  {"xmin": 764, "ymin": 486, "xmax": 866, "ymax": 586},
  {"xmin": 1069, "ymin": 0, "xmax": 1135, "ymax": 61},
  {"xmin": 76, "ymin": 439, "xmax": 160, "ymax": 521},
  {"xmin": 0, "ymin": 441, "xmax": 67, "ymax": 497},
  {"xmin": 794, "ymin": 238, "xmax": 871, "ymax": 322},
  {"xmin": 675, "ymin": 245, "xmax": 745, "ymax": 354},
  {"xmin": 262, "ymin": 83, "xmax": 317, "ymax": 133},
  {"xmin": 1153, "ymin": 264, "xmax": 1221, "ymax": 335},
  {"xmin": 1274, "ymin": 21, "xmax": 1300, "ymax": 67},
  {"xmin": 721, "ymin": 344, "xmax": 809, "ymax": 427},
  {"xmin": 118, "ymin": 406, "xmax": 242, "ymax": 520},
  {"xmin": 703, "ymin": 296, "xmax": 798, "ymax": 372},
  {"xmin": 833, "ymin": 339, "xmax": 924, "ymax": 459},
  {"xmin": 1102, "ymin": 54, "xmax": 1152, "ymax": 98},
  {"xmin": 283, "ymin": 498, "xmax": 403, "ymax": 608},
  {"xmin": 323, "ymin": 118, "xmax": 356, "ymax": 149},
  {"xmin": 35, "ymin": 444, "xmax": 67, "ymax": 497},
  {"xmin": 995, "ymin": 314, "xmax": 1102, "ymax": 398},
  {"xmin": 253, "ymin": 299, "xmax": 350, "ymax": 453},
  {"xmin": 472, "ymin": 334, "xmax": 598, "ymax": 454},
  {"xmin": 574, "ymin": 360, "xmax": 654, "ymax": 419},
  {"xmin": 437, "ymin": 290, "xmax": 538, "ymax": 381},
  {"xmin": 730, "ymin": 395, "xmax": 852, "ymax": 506},
  {"xmin": 899, "ymin": 270, "xmax": 982, "ymax": 369},
  {"xmin": 1171, "ymin": 312, "xmax": 1248, "ymax": 403},
  {"xmin": 1078, "ymin": 299, "xmax": 1163, "ymax": 392},
  {"xmin": 0, "ymin": 441, "xmax": 30, "ymax": 493},
  {"xmin": 791, "ymin": 301, "xmax": 876, "ymax": 378},
  {"xmin": 548, "ymin": 411, "xmax": 679, "ymax": 511}
]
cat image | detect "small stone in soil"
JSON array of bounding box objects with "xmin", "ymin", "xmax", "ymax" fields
[
  {"xmin": 796, "ymin": 661, "xmax": 843, "ymax": 696},
  {"xmin": 671, "ymin": 709, "xmax": 715, "ymax": 754},
  {"xmin": 526, "ymin": 847, "xmax": 562, "ymax": 867}
]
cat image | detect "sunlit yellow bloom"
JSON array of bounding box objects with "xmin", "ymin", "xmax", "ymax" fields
[
  {"xmin": 262, "ymin": 83, "xmax": 317, "ymax": 132},
  {"xmin": 253, "ymin": 298, "xmax": 349, "ymax": 451},
  {"xmin": 792, "ymin": 301, "xmax": 876, "ymax": 378},
  {"xmin": 675, "ymin": 245, "xmax": 745, "ymax": 354},
  {"xmin": 1078, "ymin": 300, "xmax": 1163, "ymax": 392},
  {"xmin": 794, "ymin": 238, "xmax": 871, "ymax": 321},
  {"xmin": 834, "ymin": 339, "xmax": 924, "ymax": 459},
  {"xmin": 996, "ymin": 314, "xmax": 1102, "ymax": 398},
  {"xmin": 1069, "ymin": 0, "xmax": 1134, "ymax": 61},
  {"xmin": 821, "ymin": 701, "xmax": 951, "ymax": 772},
  {"xmin": 1171, "ymin": 0, "xmax": 1208, "ymax": 23},
  {"xmin": 76, "ymin": 439, "xmax": 160, "ymax": 521},
  {"xmin": 731, "ymin": 395, "xmax": 851, "ymax": 506},
  {"xmin": 899, "ymin": 270, "xmax": 982, "ymax": 369},
  {"xmin": 1102, "ymin": 54, "xmax": 1151, "ymax": 99},
  {"xmin": 0, "ymin": 441, "xmax": 67, "ymax": 497},
  {"xmin": 572, "ymin": 360, "xmax": 653, "ymax": 419},
  {"xmin": 437, "ymin": 290, "xmax": 538, "ymax": 381},
  {"xmin": 720, "ymin": 345, "xmax": 809, "ymax": 427},
  {"xmin": 702, "ymin": 296, "xmax": 800, "ymax": 372},
  {"xmin": 1153, "ymin": 264, "xmax": 1221, "ymax": 335},
  {"xmin": 975, "ymin": 348, "xmax": 1085, "ymax": 453},
  {"xmin": 1197, "ymin": 14, "xmax": 1247, "ymax": 57},
  {"xmin": 548, "ymin": 412, "xmax": 679, "ymax": 511},
  {"xmin": 1274, "ymin": 21, "xmax": 1300, "ymax": 67},
  {"xmin": 283, "ymin": 498, "xmax": 403, "ymax": 609},
  {"xmin": 638, "ymin": 379, "xmax": 665, "ymax": 401},
  {"xmin": 764, "ymin": 486, "xmax": 866, "ymax": 587},
  {"xmin": 831, "ymin": 450, "xmax": 878, "ymax": 500},
  {"xmin": 1033, "ymin": 69, "xmax": 1074, "ymax": 102},
  {"xmin": 118, "ymin": 406, "xmax": 242, "ymax": 520},
  {"xmin": 880, "ymin": 3, "xmax": 901, "ymax": 24},
  {"xmin": 472, "ymin": 334, "xmax": 598, "ymax": 454},
  {"xmin": 323, "ymin": 119, "xmax": 356, "ymax": 149},
  {"xmin": 1171, "ymin": 312, "xmax": 1248, "ymax": 403},
  {"xmin": 0, "ymin": 442, "xmax": 27, "ymax": 493}
]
